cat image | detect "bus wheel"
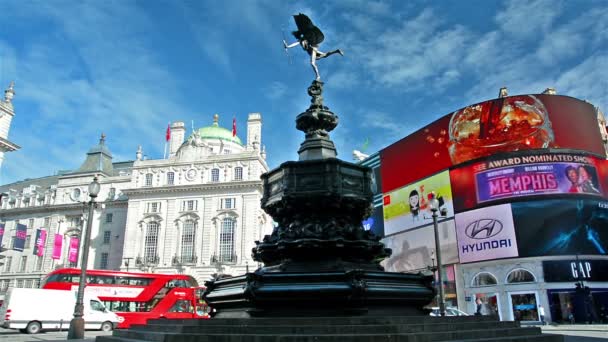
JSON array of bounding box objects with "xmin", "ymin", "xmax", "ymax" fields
[
  {"xmin": 26, "ymin": 321, "xmax": 42, "ymax": 334},
  {"xmin": 101, "ymin": 321, "xmax": 113, "ymax": 332}
]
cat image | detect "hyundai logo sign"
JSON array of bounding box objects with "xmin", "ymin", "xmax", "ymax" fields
[{"xmin": 465, "ymin": 219, "xmax": 503, "ymax": 239}]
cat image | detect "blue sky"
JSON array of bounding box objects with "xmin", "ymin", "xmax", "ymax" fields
[{"xmin": 0, "ymin": 0, "xmax": 606, "ymax": 185}]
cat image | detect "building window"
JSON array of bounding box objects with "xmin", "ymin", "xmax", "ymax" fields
[
  {"xmin": 506, "ymin": 269, "xmax": 536, "ymax": 283},
  {"xmin": 24, "ymin": 235, "xmax": 31, "ymax": 249},
  {"xmin": 28, "ymin": 218, "xmax": 34, "ymax": 228},
  {"xmin": 234, "ymin": 167, "xmax": 243, "ymax": 181},
  {"xmin": 16, "ymin": 279, "xmax": 24, "ymax": 288},
  {"xmin": 19, "ymin": 256, "xmax": 27, "ymax": 272},
  {"xmin": 471, "ymin": 272, "xmax": 498, "ymax": 287},
  {"xmin": 219, "ymin": 218, "xmax": 235, "ymax": 263},
  {"xmin": 167, "ymin": 172, "xmax": 175, "ymax": 185},
  {"xmin": 146, "ymin": 202, "xmax": 161, "ymax": 213},
  {"xmin": 25, "ymin": 279, "xmax": 33, "ymax": 288},
  {"xmin": 181, "ymin": 220, "xmax": 196, "ymax": 263},
  {"xmin": 211, "ymin": 169, "xmax": 220, "ymax": 182},
  {"xmin": 106, "ymin": 213, "xmax": 113, "ymax": 223},
  {"xmin": 34, "ymin": 278, "xmax": 41, "ymax": 288},
  {"xmin": 103, "ymin": 231, "xmax": 111, "ymax": 244},
  {"xmin": 181, "ymin": 200, "xmax": 198, "ymax": 212},
  {"xmin": 68, "ymin": 216, "xmax": 82, "ymax": 229},
  {"xmin": 221, "ymin": 198, "xmax": 235, "ymax": 209},
  {"xmin": 223, "ymin": 149, "xmax": 231, "ymax": 155},
  {"xmin": 108, "ymin": 187, "xmax": 116, "ymax": 200},
  {"xmin": 145, "ymin": 173, "xmax": 153, "ymax": 187},
  {"xmin": 43, "ymin": 217, "xmax": 51, "ymax": 228},
  {"xmin": 36, "ymin": 255, "xmax": 44, "ymax": 271},
  {"xmin": 100, "ymin": 253, "xmax": 109, "ymax": 269},
  {"xmin": 4, "ymin": 256, "xmax": 12, "ymax": 272},
  {"xmin": 144, "ymin": 222, "xmax": 160, "ymax": 264},
  {"xmin": 0, "ymin": 280, "xmax": 9, "ymax": 292}
]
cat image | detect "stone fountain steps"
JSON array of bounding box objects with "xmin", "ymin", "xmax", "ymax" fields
[
  {"xmin": 118, "ymin": 320, "xmax": 515, "ymax": 335},
  {"xmin": 96, "ymin": 316, "xmax": 563, "ymax": 342}
]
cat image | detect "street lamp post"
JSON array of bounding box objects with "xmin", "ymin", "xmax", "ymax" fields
[
  {"xmin": 429, "ymin": 192, "xmax": 446, "ymax": 317},
  {"xmin": 67, "ymin": 176, "xmax": 100, "ymax": 340}
]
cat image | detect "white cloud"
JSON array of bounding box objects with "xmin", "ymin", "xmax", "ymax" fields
[{"xmin": 495, "ymin": 0, "xmax": 561, "ymax": 39}]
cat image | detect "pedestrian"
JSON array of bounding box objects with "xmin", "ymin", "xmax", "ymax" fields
[
  {"xmin": 538, "ymin": 305, "xmax": 546, "ymax": 325},
  {"xmin": 475, "ymin": 298, "xmax": 483, "ymax": 316}
]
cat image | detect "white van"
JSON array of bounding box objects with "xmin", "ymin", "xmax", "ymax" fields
[{"xmin": 0, "ymin": 288, "xmax": 119, "ymax": 334}]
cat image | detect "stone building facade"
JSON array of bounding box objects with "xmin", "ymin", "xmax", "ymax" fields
[{"xmin": 0, "ymin": 110, "xmax": 272, "ymax": 300}]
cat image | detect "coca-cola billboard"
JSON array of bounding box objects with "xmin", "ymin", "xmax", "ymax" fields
[{"xmin": 381, "ymin": 95, "xmax": 605, "ymax": 194}]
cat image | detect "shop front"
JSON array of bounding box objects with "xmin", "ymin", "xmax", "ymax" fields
[{"xmin": 543, "ymin": 259, "xmax": 608, "ymax": 324}]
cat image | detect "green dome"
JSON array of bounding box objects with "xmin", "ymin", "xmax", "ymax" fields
[{"xmin": 195, "ymin": 120, "xmax": 242, "ymax": 145}]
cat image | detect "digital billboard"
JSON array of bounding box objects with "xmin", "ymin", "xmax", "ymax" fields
[
  {"xmin": 381, "ymin": 220, "xmax": 458, "ymax": 272},
  {"xmin": 381, "ymin": 95, "xmax": 605, "ymax": 194},
  {"xmin": 450, "ymin": 152, "xmax": 608, "ymax": 212},
  {"xmin": 512, "ymin": 199, "xmax": 608, "ymax": 257},
  {"xmin": 382, "ymin": 170, "xmax": 454, "ymax": 236},
  {"xmin": 362, "ymin": 205, "xmax": 385, "ymax": 237},
  {"xmin": 455, "ymin": 204, "xmax": 519, "ymax": 263}
]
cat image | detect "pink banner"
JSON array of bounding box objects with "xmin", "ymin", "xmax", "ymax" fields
[
  {"xmin": 68, "ymin": 236, "xmax": 79, "ymax": 263},
  {"xmin": 52, "ymin": 234, "xmax": 63, "ymax": 260},
  {"xmin": 34, "ymin": 229, "xmax": 47, "ymax": 256}
]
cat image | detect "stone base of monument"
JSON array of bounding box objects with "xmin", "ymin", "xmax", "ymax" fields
[{"xmin": 97, "ymin": 315, "xmax": 563, "ymax": 342}]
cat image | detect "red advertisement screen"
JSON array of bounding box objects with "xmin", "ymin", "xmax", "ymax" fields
[
  {"xmin": 450, "ymin": 151, "xmax": 608, "ymax": 212},
  {"xmin": 381, "ymin": 95, "xmax": 605, "ymax": 194}
]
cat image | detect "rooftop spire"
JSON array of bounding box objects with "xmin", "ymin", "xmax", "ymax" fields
[
  {"xmin": 213, "ymin": 114, "xmax": 219, "ymax": 126},
  {"xmin": 4, "ymin": 81, "xmax": 15, "ymax": 103},
  {"xmin": 100, "ymin": 132, "xmax": 106, "ymax": 145}
]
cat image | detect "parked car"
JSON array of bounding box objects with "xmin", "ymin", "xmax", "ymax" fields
[{"xmin": 429, "ymin": 307, "xmax": 469, "ymax": 316}]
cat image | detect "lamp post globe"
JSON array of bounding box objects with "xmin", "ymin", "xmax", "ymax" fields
[
  {"xmin": 429, "ymin": 192, "xmax": 446, "ymax": 317},
  {"xmin": 67, "ymin": 176, "xmax": 99, "ymax": 339},
  {"xmin": 88, "ymin": 176, "xmax": 101, "ymax": 198}
]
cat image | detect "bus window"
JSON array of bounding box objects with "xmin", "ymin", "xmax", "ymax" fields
[
  {"xmin": 128, "ymin": 277, "xmax": 151, "ymax": 286},
  {"xmin": 169, "ymin": 300, "xmax": 193, "ymax": 313}
]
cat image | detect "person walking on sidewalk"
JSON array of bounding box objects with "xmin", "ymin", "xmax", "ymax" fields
[{"xmin": 538, "ymin": 305, "xmax": 546, "ymax": 325}]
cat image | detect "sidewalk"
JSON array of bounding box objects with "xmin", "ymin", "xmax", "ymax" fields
[{"xmin": 542, "ymin": 324, "xmax": 608, "ymax": 332}]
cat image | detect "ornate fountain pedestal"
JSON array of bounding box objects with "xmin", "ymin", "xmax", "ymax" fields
[{"xmin": 201, "ymin": 81, "xmax": 435, "ymax": 318}]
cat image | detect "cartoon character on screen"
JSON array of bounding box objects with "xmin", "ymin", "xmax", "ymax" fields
[
  {"xmin": 578, "ymin": 165, "xmax": 600, "ymax": 194},
  {"xmin": 409, "ymin": 189, "xmax": 421, "ymax": 222}
]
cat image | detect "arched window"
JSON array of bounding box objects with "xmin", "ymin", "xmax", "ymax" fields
[
  {"xmin": 234, "ymin": 167, "xmax": 243, "ymax": 181},
  {"xmin": 211, "ymin": 169, "xmax": 220, "ymax": 182},
  {"xmin": 145, "ymin": 173, "xmax": 153, "ymax": 187},
  {"xmin": 506, "ymin": 269, "xmax": 536, "ymax": 283},
  {"xmin": 219, "ymin": 218, "xmax": 235, "ymax": 263},
  {"xmin": 471, "ymin": 272, "xmax": 498, "ymax": 287},
  {"xmin": 144, "ymin": 222, "xmax": 160, "ymax": 264},
  {"xmin": 181, "ymin": 220, "xmax": 196, "ymax": 263}
]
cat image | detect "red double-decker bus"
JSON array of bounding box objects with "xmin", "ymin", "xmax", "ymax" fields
[{"xmin": 41, "ymin": 268, "xmax": 209, "ymax": 328}]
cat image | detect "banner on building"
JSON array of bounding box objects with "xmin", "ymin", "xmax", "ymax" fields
[
  {"xmin": 0, "ymin": 223, "xmax": 4, "ymax": 248},
  {"xmin": 380, "ymin": 95, "xmax": 605, "ymax": 194},
  {"xmin": 513, "ymin": 199, "xmax": 608, "ymax": 257},
  {"xmin": 51, "ymin": 234, "xmax": 63, "ymax": 260},
  {"xmin": 13, "ymin": 223, "xmax": 27, "ymax": 252},
  {"xmin": 451, "ymin": 152, "xmax": 608, "ymax": 212},
  {"xmin": 455, "ymin": 203, "xmax": 519, "ymax": 263},
  {"xmin": 381, "ymin": 220, "xmax": 459, "ymax": 272},
  {"xmin": 68, "ymin": 236, "xmax": 79, "ymax": 263},
  {"xmin": 33, "ymin": 228, "xmax": 47, "ymax": 256},
  {"xmin": 383, "ymin": 170, "xmax": 454, "ymax": 236}
]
